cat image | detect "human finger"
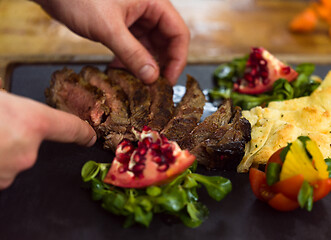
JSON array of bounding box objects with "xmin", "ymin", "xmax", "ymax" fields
[
  {"xmin": 101, "ymin": 20, "xmax": 160, "ymax": 84},
  {"xmin": 42, "ymin": 107, "xmax": 97, "ymax": 147}
]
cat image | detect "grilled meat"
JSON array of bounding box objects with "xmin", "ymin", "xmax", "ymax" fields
[
  {"xmin": 148, "ymin": 77, "xmax": 174, "ymax": 132},
  {"xmin": 161, "ymin": 75, "xmax": 206, "ymax": 143},
  {"xmin": 107, "ymin": 68, "xmax": 151, "ymax": 131},
  {"xmin": 80, "ymin": 66, "xmax": 133, "ymax": 150},
  {"xmin": 191, "ymin": 106, "xmax": 251, "ymax": 170},
  {"xmin": 45, "ymin": 68, "xmax": 109, "ymax": 127}
]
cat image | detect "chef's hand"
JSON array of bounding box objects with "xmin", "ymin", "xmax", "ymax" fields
[
  {"xmin": 34, "ymin": 0, "xmax": 190, "ymax": 85},
  {"xmin": 0, "ymin": 92, "xmax": 96, "ymax": 190}
]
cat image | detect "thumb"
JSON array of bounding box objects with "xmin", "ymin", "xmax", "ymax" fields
[{"xmin": 103, "ymin": 23, "xmax": 159, "ymax": 84}]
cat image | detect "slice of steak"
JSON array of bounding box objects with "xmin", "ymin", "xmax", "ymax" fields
[
  {"xmin": 191, "ymin": 106, "xmax": 251, "ymax": 170},
  {"xmin": 107, "ymin": 68, "xmax": 151, "ymax": 131},
  {"xmin": 161, "ymin": 75, "xmax": 206, "ymax": 143},
  {"xmin": 179, "ymin": 99, "xmax": 233, "ymax": 149},
  {"xmin": 80, "ymin": 66, "xmax": 133, "ymax": 151},
  {"xmin": 148, "ymin": 77, "xmax": 174, "ymax": 132},
  {"xmin": 45, "ymin": 68, "xmax": 109, "ymax": 127}
]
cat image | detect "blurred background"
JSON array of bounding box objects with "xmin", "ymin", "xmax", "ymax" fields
[{"xmin": 1, "ymin": 0, "xmax": 331, "ymax": 80}]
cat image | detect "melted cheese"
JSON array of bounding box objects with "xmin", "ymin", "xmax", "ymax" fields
[{"xmin": 237, "ymin": 71, "xmax": 331, "ymax": 172}]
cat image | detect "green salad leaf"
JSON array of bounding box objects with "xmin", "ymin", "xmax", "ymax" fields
[
  {"xmin": 210, "ymin": 61, "xmax": 321, "ymax": 110},
  {"xmin": 81, "ymin": 161, "xmax": 232, "ymax": 228}
]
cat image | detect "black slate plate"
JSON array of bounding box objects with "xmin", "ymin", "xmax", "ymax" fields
[{"xmin": 1, "ymin": 63, "xmax": 331, "ymax": 240}]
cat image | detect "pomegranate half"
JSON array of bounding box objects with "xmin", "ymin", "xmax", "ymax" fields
[
  {"xmin": 234, "ymin": 47, "xmax": 298, "ymax": 95},
  {"xmin": 103, "ymin": 126, "xmax": 196, "ymax": 188}
]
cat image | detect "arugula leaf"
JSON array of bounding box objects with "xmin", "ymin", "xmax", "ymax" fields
[{"xmin": 81, "ymin": 161, "xmax": 232, "ymax": 228}]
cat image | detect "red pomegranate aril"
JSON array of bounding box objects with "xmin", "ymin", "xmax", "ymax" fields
[
  {"xmin": 150, "ymin": 143, "xmax": 160, "ymax": 151},
  {"xmin": 250, "ymin": 68, "xmax": 257, "ymax": 76},
  {"xmin": 139, "ymin": 147, "xmax": 147, "ymax": 156},
  {"xmin": 133, "ymin": 153, "xmax": 141, "ymax": 163},
  {"xmin": 157, "ymin": 164, "xmax": 169, "ymax": 172},
  {"xmin": 248, "ymin": 82, "xmax": 255, "ymax": 88},
  {"xmin": 281, "ymin": 66, "xmax": 291, "ymax": 75},
  {"xmin": 132, "ymin": 163, "xmax": 145, "ymax": 174},
  {"xmin": 160, "ymin": 134, "xmax": 168, "ymax": 143},
  {"xmin": 142, "ymin": 126, "xmax": 151, "ymax": 132},
  {"xmin": 120, "ymin": 139, "xmax": 131, "ymax": 147},
  {"xmin": 259, "ymin": 59, "xmax": 267, "ymax": 66},
  {"xmin": 153, "ymin": 156, "xmax": 162, "ymax": 163},
  {"xmin": 122, "ymin": 145, "xmax": 133, "ymax": 154},
  {"xmin": 260, "ymin": 70, "xmax": 268, "ymax": 79},
  {"xmin": 117, "ymin": 153, "xmax": 130, "ymax": 164},
  {"xmin": 142, "ymin": 137, "xmax": 152, "ymax": 147},
  {"xmin": 244, "ymin": 74, "xmax": 253, "ymax": 83}
]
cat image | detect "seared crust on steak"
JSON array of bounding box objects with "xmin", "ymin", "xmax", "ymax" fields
[
  {"xmin": 80, "ymin": 66, "xmax": 133, "ymax": 151},
  {"xmin": 107, "ymin": 69, "xmax": 151, "ymax": 131},
  {"xmin": 191, "ymin": 105, "xmax": 251, "ymax": 170},
  {"xmin": 179, "ymin": 99, "xmax": 233, "ymax": 149},
  {"xmin": 161, "ymin": 75, "xmax": 206, "ymax": 143},
  {"xmin": 148, "ymin": 77, "xmax": 174, "ymax": 132},
  {"xmin": 45, "ymin": 68, "xmax": 109, "ymax": 127}
]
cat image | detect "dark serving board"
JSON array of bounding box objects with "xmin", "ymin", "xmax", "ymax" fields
[{"xmin": 1, "ymin": 63, "xmax": 331, "ymax": 240}]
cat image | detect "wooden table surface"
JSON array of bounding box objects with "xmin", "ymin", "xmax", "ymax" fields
[{"xmin": 1, "ymin": 0, "xmax": 331, "ymax": 84}]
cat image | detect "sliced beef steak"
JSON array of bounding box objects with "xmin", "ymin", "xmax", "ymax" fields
[
  {"xmin": 80, "ymin": 66, "xmax": 133, "ymax": 150},
  {"xmin": 191, "ymin": 105, "xmax": 251, "ymax": 170},
  {"xmin": 179, "ymin": 99, "xmax": 233, "ymax": 149},
  {"xmin": 45, "ymin": 68, "xmax": 109, "ymax": 127},
  {"xmin": 148, "ymin": 77, "xmax": 174, "ymax": 132},
  {"xmin": 107, "ymin": 69, "xmax": 151, "ymax": 131},
  {"xmin": 161, "ymin": 75, "xmax": 206, "ymax": 143}
]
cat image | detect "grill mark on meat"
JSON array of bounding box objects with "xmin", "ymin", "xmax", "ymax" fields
[
  {"xmin": 148, "ymin": 77, "xmax": 174, "ymax": 131},
  {"xmin": 80, "ymin": 66, "xmax": 133, "ymax": 151},
  {"xmin": 107, "ymin": 69, "xmax": 151, "ymax": 131},
  {"xmin": 161, "ymin": 75, "xmax": 206, "ymax": 143},
  {"xmin": 45, "ymin": 68, "xmax": 109, "ymax": 127},
  {"xmin": 191, "ymin": 106, "xmax": 251, "ymax": 170},
  {"xmin": 179, "ymin": 99, "xmax": 233, "ymax": 149}
]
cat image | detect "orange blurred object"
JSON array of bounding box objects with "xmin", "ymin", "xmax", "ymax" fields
[
  {"xmin": 289, "ymin": 8, "xmax": 317, "ymax": 32},
  {"xmin": 289, "ymin": 0, "xmax": 331, "ymax": 37}
]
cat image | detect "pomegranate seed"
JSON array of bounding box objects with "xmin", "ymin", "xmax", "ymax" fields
[
  {"xmin": 260, "ymin": 70, "xmax": 268, "ymax": 79},
  {"xmin": 160, "ymin": 135, "xmax": 168, "ymax": 143},
  {"xmin": 117, "ymin": 153, "xmax": 130, "ymax": 164},
  {"xmin": 248, "ymin": 82, "xmax": 255, "ymax": 88},
  {"xmin": 133, "ymin": 153, "xmax": 141, "ymax": 163},
  {"xmin": 139, "ymin": 147, "xmax": 147, "ymax": 156},
  {"xmin": 161, "ymin": 143, "xmax": 171, "ymax": 151},
  {"xmin": 153, "ymin": 156, "xmax": 162, "ymax": 163},
  {"xmin": 259, "ymin": 59, "xmax": 267, "ymax": 66},
  {"xmin": 281, "ymin": 66, "xmax": 291, "ymax": 74},
  {"xmin": 151, "ymin": 143, "xmax": 160, "ymax": 150},
  {"xmin": 142, "ymin": 137, "xmax": 152, "ymax": 147},
  {"xmin": 250, "ymin": 68, "xmax": 257, "ymax": 76},
  {"xmin": 157, "ymin": 164, "xmax": 169, "ymax": 172},
  {"xmin": 132, "ymin": 163, "xmax": 145, "ymax": 173},
  {"xmin": 254, "ymin": 78, "xmax": 260, "ymax": 85},
  {"xmin": 252, "ymin": 52, "xmax": 262, "ymax": 60},
  {"xmin": 122, "ymin": 145, "xmax": 133, "ymax": 154},
  {"xmin": 244, "ymin": 73, "xmax": 253, "ymax": 82},
  {"xmin": 142, "ymin": 126, "xmax": 151, "ymax": 132},
  {"xmin": 119, "ymin": 139, "xmax": 131, "ymax": 147}
]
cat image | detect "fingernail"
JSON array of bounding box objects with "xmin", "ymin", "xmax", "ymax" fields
[
  {"xmin": 87, "ymin": 135, "xmax": 97, "ymax": 147},
  {"xmin": 139, "ymin": 64, "xmax": 156, "ymax": 83}
]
